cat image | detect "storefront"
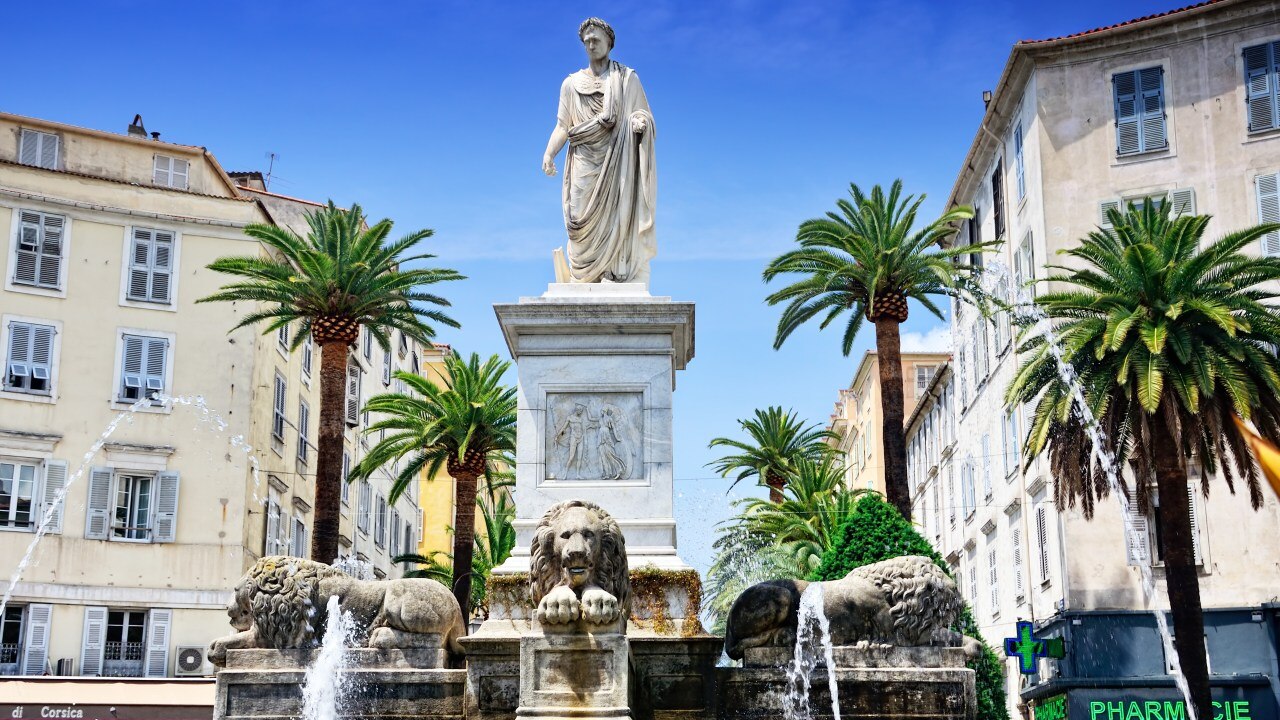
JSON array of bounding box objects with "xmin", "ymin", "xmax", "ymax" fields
[
  {"xmin": 0, "ymin": 678, "xmax": 213, "ymax": 720},
  {"xmin": 1032, "ymin": 685, "xmax": 1276, "ymax": 720}
]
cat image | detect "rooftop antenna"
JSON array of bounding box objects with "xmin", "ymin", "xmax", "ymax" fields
[{"xmin": 264, "ymin": 152, "xmax": 278, "ymax": 191}]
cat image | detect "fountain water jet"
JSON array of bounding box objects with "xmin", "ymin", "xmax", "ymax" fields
[
  {"xmin": 301, "ymin": 595, "xmax": 357, "ymax": 720},
  {"xmin": 784, "ymin": 582, "xmax": 840, "ymax": 720}
]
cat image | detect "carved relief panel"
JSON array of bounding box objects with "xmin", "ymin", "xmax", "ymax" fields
[{"xmin": 545, "ymin": 392, "xmax": 643, "ymax": 482}]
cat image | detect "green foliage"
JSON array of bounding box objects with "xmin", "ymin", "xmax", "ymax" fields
[
  {"xmin": 351, "ymin": 352, "xmax": 517, "ymax": 501},
  {"xmin": 763, "ymin": 180, "xmax": 979, "ymax": 355},
  {"xmin": 814, "ymin": 494, "xmax": 1009, "ymax": 720},
  {"xmin": 707, "ymin": 406, "xmax": 836, "ymax": 496},
  {"xmin": 703, "ymin": 520, "xmax": 798, "ymax": 634}
]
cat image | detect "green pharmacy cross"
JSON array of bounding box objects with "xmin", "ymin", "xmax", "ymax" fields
[{"xmin": 1004, "ymin": 620, "xmax": 1066, "ymax": 674}]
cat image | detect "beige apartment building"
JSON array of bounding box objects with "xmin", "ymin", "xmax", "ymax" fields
[
  {"xmin": 916, "ymin": 1, "xmax": 1280, "ymax": 716},
  {"xmin": 826, "ymin": 350, "xmax": 949, "ymax": 494},
  {"xmin": 0, "ymin": 112, "xmax": 424, "ymax": 681}
]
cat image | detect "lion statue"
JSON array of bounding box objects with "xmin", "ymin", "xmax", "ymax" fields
[
  {"xmin": 530, "ymin": 500, "xmax": 631, "ymax": 628},
  {"xmin": 724, "ymin": 555, "xmax": 983, "ymax": 661},
  {"xmin": 208, "ymin": 556, "xmax": 465, "ymax": 666}
]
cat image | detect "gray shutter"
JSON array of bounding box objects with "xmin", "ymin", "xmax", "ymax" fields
[
  {"xmin": 85, "ymin": 467, "xmax": 113, "ymax": 540},
  {"xmin": 41, "ymin": 460, "xmax": 67, "ymax": 533},
  {"xmin": 1187, "ymin": 482, "xmax": 1204, "ymax": 566},
  {"xmin": 1011, "ymin": 528, "xmax": 1025, "ymax": 598},
  {"xmin": 19, "ymin": 129, "xmax": 39, "ymax": 166},
  {"xmin": 265, "ymin": 498, "xmax": 280, "ymax": 555},
  {"xmin": 383, "ymin": 350, "xmax": 392, "ymax": 385},
  {"xmin": 1099, "ymin": 199, "xmax": 1121, "ymax": 228},
  {"xmin": 151, "ymin": 231, "xmax": 173, "ymax": 302},
  {"xmin": 121, "ymin": 336, "xmax": 144, "ymax": 401},
  {"xmin": 6, "ymin": 322, "xmax": 31, "ymax": 388},
  {"xmin": 22, "ymin": 603, "xmax": 52, "ymax": 675},
  {"xmin": 1256, "ymin": 174, "xmax": 1280, "ymax": 256},
  {"xmin": 1169, "ymin": 187, "xmax": 1196, "ymax": 217},
  {"xmin": 144, "ymin": 609, "xmax": 172, "ymax": 677},
  {"xmin": 1125, "ymin": 486, "xmax": 1150, "ymax": 566},
  {"xmin": 152, "ymin": 155, "xmax": 169, "ymax": 186},
  {"xmin": 346, "ymin": 364, "xmax": 360, "ymax": 425},
  {"xmin": 14, "ymin": 211, "xmax": 41, "ymax": 284},
  {"xmin": 40, "ymin": 134, "xmax": 58, "ymax": 170},
  {"xmin": 153, "ymin": 471, "xmax": 179, "ymax": 543},
  {"xmin": 144, "ymin": 337, "xmax": 167, "ymax": 400},
  {"xmin": 1036, "ymin": 506, "xmax": 1051, "ymax": 581},
  {"xmin": 1244, "ymin": 42, "xmax": 1279, "ymax": 132},
  {"xmin": 171, "ymin": 159, "xmax": 189, "ymax": 190},
  {"xmin": 38, "ymin": 214, "xmax": 63, "ymax": 288},
  {"xmin": 128, "ymin": 229, "xmax": 153, "ymax": 301},
  {"xmin": 1114, "ymin": 71, "xmax": 1142, "ymax": 154},
  {"xmin": 80, "ymin": 606, "xmax": 107, "ymax": 676},
  {"xmin": 1138, "ymin": 67, "xmax": 1167, "ymax": 151}
]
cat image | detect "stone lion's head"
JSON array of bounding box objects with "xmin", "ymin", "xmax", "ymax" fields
[
  {"xmin": 530, "ymin": 500, "xmax": 630, "ymax": 611},
  {"xmin": 233, "ymin": 555, "xmax": 342, "ymax": 648}
]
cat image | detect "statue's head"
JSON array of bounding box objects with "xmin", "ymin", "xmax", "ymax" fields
[{"xmin": 579, "ymin": 17, "xmax": 614, "ymax": 60}]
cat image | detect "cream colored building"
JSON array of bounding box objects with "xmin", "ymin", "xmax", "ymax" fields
[
  {"xmin": 0, "ymin": 112, "xmax": 423, "ymax": 679},
  {"xmin": 916, "ymin": 1, "xmax": 1280, "ymax": 715},
  {"xmin": 827, "ymin": 350, "xmax": 949, "ymax": 494}
]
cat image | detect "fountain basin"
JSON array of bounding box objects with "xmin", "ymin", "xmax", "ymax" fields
[
  {"xmin": 716, "ymin": 664, "xmax": 976, "ymax": 720},
  {"xmin": 742, "ymin": 645, "xmax": 969, "ymax": 669}
]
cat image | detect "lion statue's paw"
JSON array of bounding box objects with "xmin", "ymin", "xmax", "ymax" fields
[
  {"xmin": 581, "ymin": 587, "xmax": 620, "ymax": 624},
  {"xmin": 537, "ymin": 585, "xmax": 582, "ymax": 625}
]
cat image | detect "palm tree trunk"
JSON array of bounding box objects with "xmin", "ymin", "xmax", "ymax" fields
[
  {"xmin": 311, "ymin": 341, "xmax": 347, "ymax": 565},
  {"xmin": 874, "ymin": 318, "xmax": 912, "ymax": 520},
  {"xmin": 452, "ymin": 470, "xmax": 480, "ymax": 627},
  {"xmin": 766, "ymin": 472, "xmax": 785, "ymax": 503},
  {"xmin": 1152, "ymin": 413, "xmax": 1211, "ymax": 718}
]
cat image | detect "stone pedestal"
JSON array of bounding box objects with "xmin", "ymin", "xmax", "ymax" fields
[
  {"xmin": 213, "ymin": 648, "xmax": 466, "ymax": 720},
  {"xmin": 516, "ymin": 626, "xmax": 630, "ymax": 720},
  {"xmin": 492, "ymin": 284, "xmax": 695, "ymax": 576}
]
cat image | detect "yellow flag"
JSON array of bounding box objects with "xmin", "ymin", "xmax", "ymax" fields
[{"xmin": 1233, "ymin": 416, "xmax": 1280, "ymax": 501}]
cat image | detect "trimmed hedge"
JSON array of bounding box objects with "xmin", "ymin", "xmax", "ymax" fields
[{"xmin": 812, "ymin": 494, "xmax": 1010, "ymax": 720}]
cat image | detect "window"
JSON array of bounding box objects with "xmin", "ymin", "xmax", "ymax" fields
[
  {"xmin": 947, "ymin": 467, "xmax": 956, "ymax": 527},
  {"xmin": 5, "ymin": 321, "xmax": 54, "ymax": 395},
  {"xmin": 931, "ymin": 482, "xmax": 941, "ymax": 543},
  {"xmin": 1003, "ymin": 411, "xmax": 1020, "ymax": 479},
  {"xmin": 374, "ymin": 494, "xmax": 387, "ymax": 547},
  {"xmin": 277, "ymin": 324, "xmax": 289, "ymax": 351},
  {"xmin": 1013, "ymin": 123, "xmax": 1026, "ymax": 201},
  {"xmin": 390, "ymin": 509, "xmax": 401, "ymax": 557},
  {"xmin": 297, "ymin": 400, "xmax": 310, "ymax": 464},
  {"xmin": 152, "ymin": 155, "xmax": 189, "ymax": 190},
  {"xmin": 118, "ymin": 334, "xmax": 168, "ymax": 404},
  {"xmin": 967, "ymin": 213, "xmax": 983, "ymax": 270},
  {"xmin": 981, "ymin": 434, "xmax": 992, "ymax": 499},
  {"xmin": 1113, "ymin": 67, "xmax": 1167, "ymax": 155},
  {"xmin": 341, "ymin": 452, "xmax": 351, "ymax": 505},
  {"xmin": 915, "ymin": 365, "xmax": 935, "ymax": 393},
  {"xmin": 85, "ymin": 468, "xmax": 179, "ymax": 543},
  {"xmin": 0, "ymin": 605, "xmax": 23, "ymax": 674},
  {"xmin": 291, "ymin": 515, "xmax": 307, "ymax": 557},
  {"xmin": 382, "ymin": 349, "xmax": 392, "ymax": 386},
  {"xmin": 346, "ymin": 364, "xmax": 361, "ymax": 425},
  {"xmin": 398, "ymin": 332, "xmax": 408, "ymax": 357},
  {"xmin": 0, "ymin": 461, "xmax": 37, "ymax": 529},
  {"xmin": 1148, "ymin": 475, "xmax": 1205, "ymax": 566},
  {"xmin": 265, "ymin": 495, "xmax": 283, "ymax": 555},
  {"xmin": 1036, "ymin": 505, "xmax": 1051, "ymax": 584},
  {"xmin": 12, "ymin": 210, "xmax": 65, "ymax": 289},
  {"xmin": 988, "ymin": 546, "xmax": 1000, "ymax": 618},
  {"xmin": 957, "ymin": 348, "xmax": 967, "ymax": 408},
  {"xmin": 1013, "ymin": 232, "xmax": 1035, "ymax": 299},
  {"xmin": 362, "ymin": 328, "xmax": 373, "ymax": 361},
  {"xmin": 962, "ymin": 462, "xmax": 976, "ymax": 519},
  {"xmin": 991, "ymin": 160, "xmax": 1006, "ymax": 239},
  {"xmin": 1011, "ymin": 526, "xmax": 1025, "ymax": 599},
  {"xmin": 1256, "ymin": 173, "xmax": 1280, "ymax": 257},
  {"xmin": 272, "ymin": 374, "xmax": 287, "ymax": 443},
  {"xmin": 103, "ymin": 610, "xmax": 146, "ymax": 677},
  {"xmin": 18, "ymin": 129, "xmax": 58, "ymax": 170},
  {"xmin": 967, "ymin": 557, "xmax": 978, "ymax": 607},
  {"xmin": 301, "ymin": 335, "xmax": 313, "ymax": 381},
  {"xmin": 973, "ymin": 323, "xmax": 988, "ymax": 382},
  {"xmin": 358, "ymin": 480, "xmax": 372, "ymax": 533},
  {"xmin": 1244, "ymin": 41, "xmax": 1280, "ymax": 133},
  {"xmin": 125, "ymin": 228, "xmax": 174, "ymax": 304}
]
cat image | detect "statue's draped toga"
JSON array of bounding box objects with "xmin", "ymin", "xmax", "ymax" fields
[{"xmin": 557, "ymin": 60, "xmax": 656, "ymax": 285}]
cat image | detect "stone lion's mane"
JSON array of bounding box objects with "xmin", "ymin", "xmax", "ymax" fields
[
  {"xmin": 530, "ymin": 500, "xmax": 631, "ymax": 613},
  {"xmin": 850, "ymin": 555, "xmax": 963, "ymax": 642},
  {"xmin": 240, "ymin": 556, "xmax": 343, "ymax": 648}
]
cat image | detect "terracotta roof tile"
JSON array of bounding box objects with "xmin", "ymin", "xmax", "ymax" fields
[
  {"xmin": 1019, "ymin": 0, "xmax": 1229, "ymax": 45},
  {"xmin": 0, "ymin": 157, "xmax": 253, "ymax": 201}
]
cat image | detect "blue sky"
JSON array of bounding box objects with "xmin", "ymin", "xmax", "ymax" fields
[{"xmin": 6, "ymin": 0, "xmax": 1182, "ymax": 572}]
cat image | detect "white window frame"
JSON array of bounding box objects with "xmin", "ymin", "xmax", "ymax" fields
[
  {"xmin": 5, "ymin": 207, "xmax": 71, "ymax": 299},
  {"xmin": 1105, "ymin": 58, "xmax": 1176, "ymax": 163},
  {"xmin": 301, "ymin": 334, "xmax": 313, "ymax": 385},
  {"xmin": 110, "ymin": 472, "xmax": 156, "ymax": 543},
  {"xmin": 18, "ymin": 129, "xmax": 59, "ymax": 170},
  {"xmin": 915, "ymin": 365, "xmax": 935, "ymax": 393},
  {"xmin": 109, "ymin": 329, "xmax": 176, "ymax": 413},
  {"xmin": 341, "ymin": 452, "xmax": 351, "ymax": 506},
  {"xmin": 1, "ymin": 315, "xmax": 61, "ymax": 404},
  {"xmin": 152, "ymin": 155, "xmax": 190, "ymax": 190},
  {"xmin": 276, "ymin": 324, "xmax": 290, "ymax": 357},
  {"xmin": 118, "ymin": 226, "xmax": 181, "ymax": 312},
  {"xmin": 297, "ymin": 399, "xmax": 310, "ymax": 466},
  {"xmin": 0, "ymin": 458, "xmax": 41, "ymax": 532}
]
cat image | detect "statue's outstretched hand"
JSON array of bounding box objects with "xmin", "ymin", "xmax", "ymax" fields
[
  {"xmin": 631, "ymin": 113, "xmax": 648, "ymax": 135},
  {"xmin": 537, "ymin": 585, "xmax": 580, "ymax": 624},
  {"xmin": 542, "ymin": 155, "xmax": 557, "ymax": 177}
]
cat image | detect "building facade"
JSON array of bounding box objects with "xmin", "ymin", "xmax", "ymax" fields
[
  {"xmin": 913, "ymin": 1, "xmax": 1280, "ymax": 716},
  {"xmin": 828, "ymin": 350, "xmax": 949, "ymax": 494},
  {"xmin": 0, "ymin": 112, "xmax": 422, "ymax": 681}
]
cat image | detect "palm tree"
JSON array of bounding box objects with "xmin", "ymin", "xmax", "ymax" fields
[
  {"xmin": 707, "ymin": 406, "xmax": 836, "ymax": 502},
  {"xmin": 764, "ymin": 181, "xmax": 977, "ymax": 519},
  {"xmin": 200, "ymin": 202, "xmax": 462, "ymax": 565},
  {"xmin": 352, "ymin": 352, "xmax": 516, "ymax": 622},
  {"xmin": 1005, "ymin": 201, "xmax": 1280, "ymax": 718}
]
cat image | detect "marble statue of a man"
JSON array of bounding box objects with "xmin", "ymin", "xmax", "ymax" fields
[{"xmin": 542, "ymin": 18, "xmax": 657, "ymax": 286}]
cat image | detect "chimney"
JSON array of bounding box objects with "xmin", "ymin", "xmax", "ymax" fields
[
  {"xmin": 151, "ymin": 132, "xmax": 161, "ymax": 141},
  {"xmin": 127, "ymin": 114, "xmax": 147, "ymax": 138},
  {"xmin": 982, "ymin": 90, "xmax": 993, "ymax": 109}
]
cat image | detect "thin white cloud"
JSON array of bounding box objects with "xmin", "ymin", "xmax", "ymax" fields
[{"xmin": 899, "ymin": 325, "xmax": 952, "ymax": 353}]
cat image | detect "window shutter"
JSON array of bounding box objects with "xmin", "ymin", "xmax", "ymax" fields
[
  {"xmin": 6, "ymin": 322, "xmax": 31, "ymax": 389},
  {"xmin": 272, "ymin": 375, "xmax": 287, "ymax": 440},
  {"xmin": 1099, "ymin": 199, "xmax": 1121, "ymax": 228},
  {"xmin": 1244, "ymin": 42, "xmax": 1280, "ymax": 133},
  {"xmin": 297, "ymin": 402, "xmax": 310, "ymax": 462},
  {"xmin": 21, "ymin": 603, "xmax": 52, "ymax": 675},
  {"xmin": 144, "ymin": 337, "xmax": 167, "ymax": 399},
  {"xmin": 144, "ymin": 609, "xmax": 172, "ymax": 678},
  {"xmin": 80, "ymin": 606, "xmax": 108, "ymax": 676},
  {"xmin": 346, "ymin": 364, "xmax": 361, "ymax": 425},
  {"xmin": 84, "ymin": 467, "xmax": 113, "ymax": 540},
  {"xmin": 38, "ymin": 214, "xmax": 63, "ymax": 288},
  {"xmin": 40, "ymin": 134, "xmax": 58, "ymax": 169},
  {"xmin": 153, "ymin": 155, "xmax": 169, "ymax": 186},
  {"xmin": 1256, "ymin": 174, "xmax": 1280, "ymax": 257},
  {"xmin": 1012, "ymin": 528, "xmax": 1025, "ymax": 598},
  {"xmin": 266, "ymin": 498, "xmax": 280, "ymax": 555},
  {"xmin": 302, "ymin": 337, "xmax": 313, "ymax": 378},
  {"xmin": 15, "ymin": 211, "xmax": 41, "ymax": 285},
  {"xmin": 1014, "ymin": 124, "xmax": 1026, "ymax": 200},
  {"xmin": 1124, "ymin": 485, "xmax": 1150, "ymax": 565},
  {"xmin": 1138, "ymin": 67, "xmax": 1167, "ymax": 151},
  {"xmin": 172, "ymin": 159, "xmax": 189, "ymax": 190},
  {"xmin": 1114, "ymin": 71, "xmax": 1142, "ymax": 155},
  {"xmin": 988, "ymin": 548, "xmax": 999, "ymax": 614},
  {"xmin": 41, "ymin": 459, "xmax": 67, "ymax": 533},
  {"xmin": 19, "ymin": 130, "xmax": 40, "ymax": 166},
  {"xmin": 127, "ymin": 229, "xmax": 175, "ymax": 304},
  {"xmin": 19, "ymin": 130, "xmax": 57, "ymax": 169},
  {"xmin": 128, "ymin": 229, "xmax": 153, "ymax": 301},
  {"xmin": 153, "ymin": 471, "xmax": 180, "ymax": 543},
  {"xmin": 1036, "ymin": 506, "xmax": 1051, "ymax": 582},
  {"xmin": 1169, "ymin": 188, "xmax": 1196, "ymax": 217},
  {"xmin": 1187, "ymin": 482, "xmax": 1203, "ymax": 566}
]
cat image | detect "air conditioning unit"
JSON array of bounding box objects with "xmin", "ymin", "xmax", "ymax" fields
[
  {"xmin": 55, "ymin": 658, "xmax": 75, "ymax": 676},
  {"xmin": 174, "ymin": 646, "xmax": 207, "ymax": 676}
]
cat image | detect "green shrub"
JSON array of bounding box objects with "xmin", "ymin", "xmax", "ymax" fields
[{"xmin": 812, "ymin": 494, "xmax": 1010, "ymax": 720}]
